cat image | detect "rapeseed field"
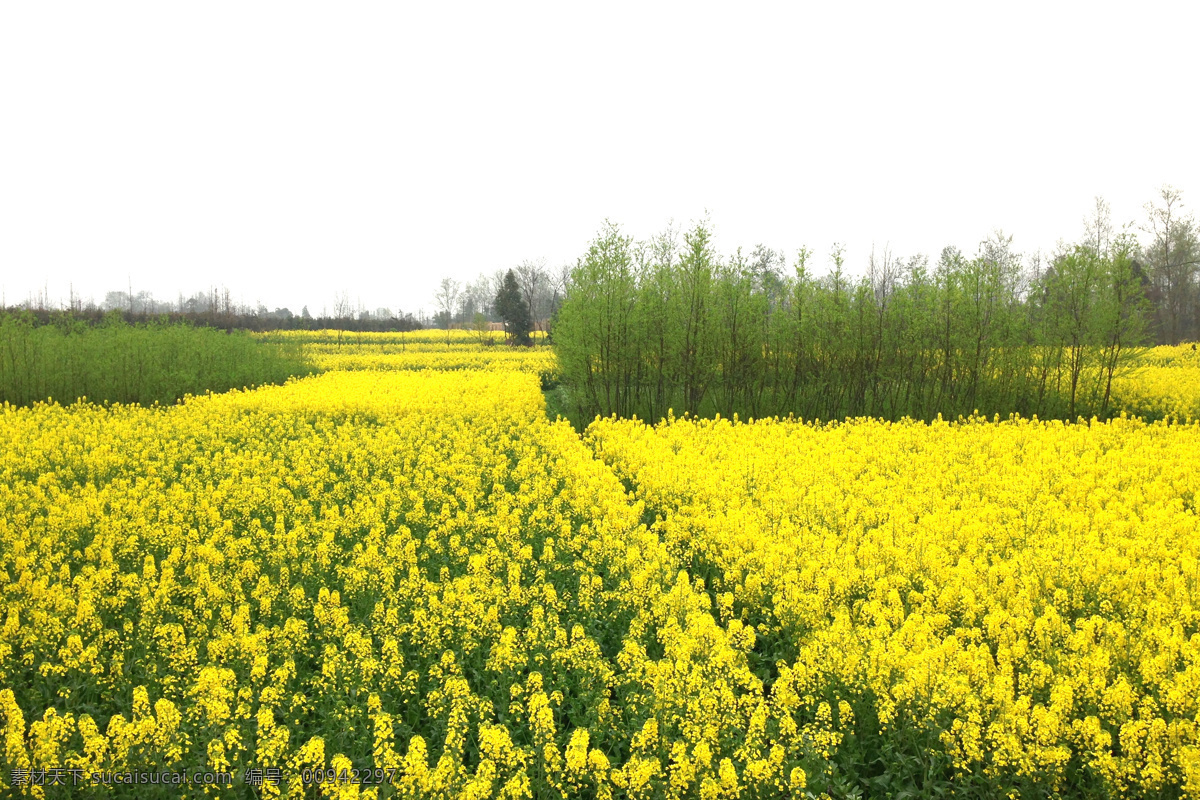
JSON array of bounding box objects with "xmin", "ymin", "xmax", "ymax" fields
[
  {"xmin": 589, "ymin": 412, "xmax": 1200, "ymax": 798},
  {"xmin": 1112, "ymin": 345, "xmax": 1200, "ymax": 422},
  {"xmin": 3, "ymin": 341, "xmax": 1200, "ymax": 798}
]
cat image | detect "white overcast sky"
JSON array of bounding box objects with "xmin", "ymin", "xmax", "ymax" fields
[{"xmin": 1, "ymin": 2, "xmax": 1196, "ymax": 316}]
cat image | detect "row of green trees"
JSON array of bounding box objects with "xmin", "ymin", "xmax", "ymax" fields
[
  {"xmin": 554, "ymin": 221, "xmax": 1149, "ymax": 423},
  {"xmin": 2, "ymin": 305, "xmax": 424, "ymax": 333},
  {"xmin": 0, "ymin": 312, "xmax": 314, "ymax": 407}
]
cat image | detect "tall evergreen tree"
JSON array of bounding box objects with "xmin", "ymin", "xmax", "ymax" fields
[{"xmin": 494, "ymin": 269, "xmax": 533, "ymax": 345}]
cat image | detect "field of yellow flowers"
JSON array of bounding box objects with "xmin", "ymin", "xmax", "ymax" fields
[
  {"xmin": 1112, "ymin": 344, "xmax": 1200, "ymax": 422},
  {"xmin": 2, "ymin": 340, "xmax": 1200, "ymax": 798},
  {"xmin": 1, "ymin": 369, "xmax": 787, "ymax": 799},
  {"xmin": 589, "ymin": 412, "xmax": 1200, "ymax": 798},
  {"xmin": 258, "ymin": 330, "xmax": 559, "ymax": 390}
]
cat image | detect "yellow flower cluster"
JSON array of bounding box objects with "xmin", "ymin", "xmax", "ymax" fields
[
  {"xmin": 304, "ymin": 349, "xmax": 557, "ymax": 380},
  {"xmin": 198, "ymin": 369, "xmax": 547, "ymax": 419},
  {"xmin": 1112, "ymin": 344, "xmax": 1200, "ymax": 421},
  {"xmin": 0, "ymin": 369, "xmax": 819, "ymax": 798},
  {"xmin": 587, "ymin": 411, "xmax": 1200, "ymax": 797},
  {"xmin": 257, "ymin": 329, "xmax": 547, "ymax": 347},
  {"xmin": 1128, "ymin": 343, "xmax": 1200, "ymax": 369},
  {"xmin": 256, "ymin": 329, "xmax": 558, "ymax": 384}
]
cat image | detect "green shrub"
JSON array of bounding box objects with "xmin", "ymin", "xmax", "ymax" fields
[{"xmin": 0, "ymin": 312, "xmax": 315, "ymax": 407}]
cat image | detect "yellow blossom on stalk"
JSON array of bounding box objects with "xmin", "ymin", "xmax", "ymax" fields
[
  {"xmin": 1, "ymin": 690, "xmax": 30, "ymax": 794},
  {"xmin": 564, "ymin": 727, "xmax": 590, "ymax": 791}
]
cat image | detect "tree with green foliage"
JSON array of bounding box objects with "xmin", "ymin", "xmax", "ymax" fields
[
  {"xmin": 494, "ymin": 269, "xmax": 533, "ymax": 346},
  {"xmin": 553, "ymin": 213, "xmax": 1154, "ymax": 426},
  {"xmin": 0, "ymin": 312, "xmax": 313, "ymax": 406},
  {"xmin": 1142, "ymin": 186, "xmax": 1199, "ymax": 344},
  {"xmin": 471, "ymin": 311, "xmax": 490, "ymax": 345},
  {"xmin": 434, "ymin": 277, "xmax": 460, "ymax": 347}
]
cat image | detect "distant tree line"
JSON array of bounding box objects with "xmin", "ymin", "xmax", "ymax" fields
[
  {"xmin": 3, "ymin": 286, "xmax": 422, "ymax": 332},
  {"xmin": 554, "ymin": 189, "xmax": 1197, "ymax": 423}
]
